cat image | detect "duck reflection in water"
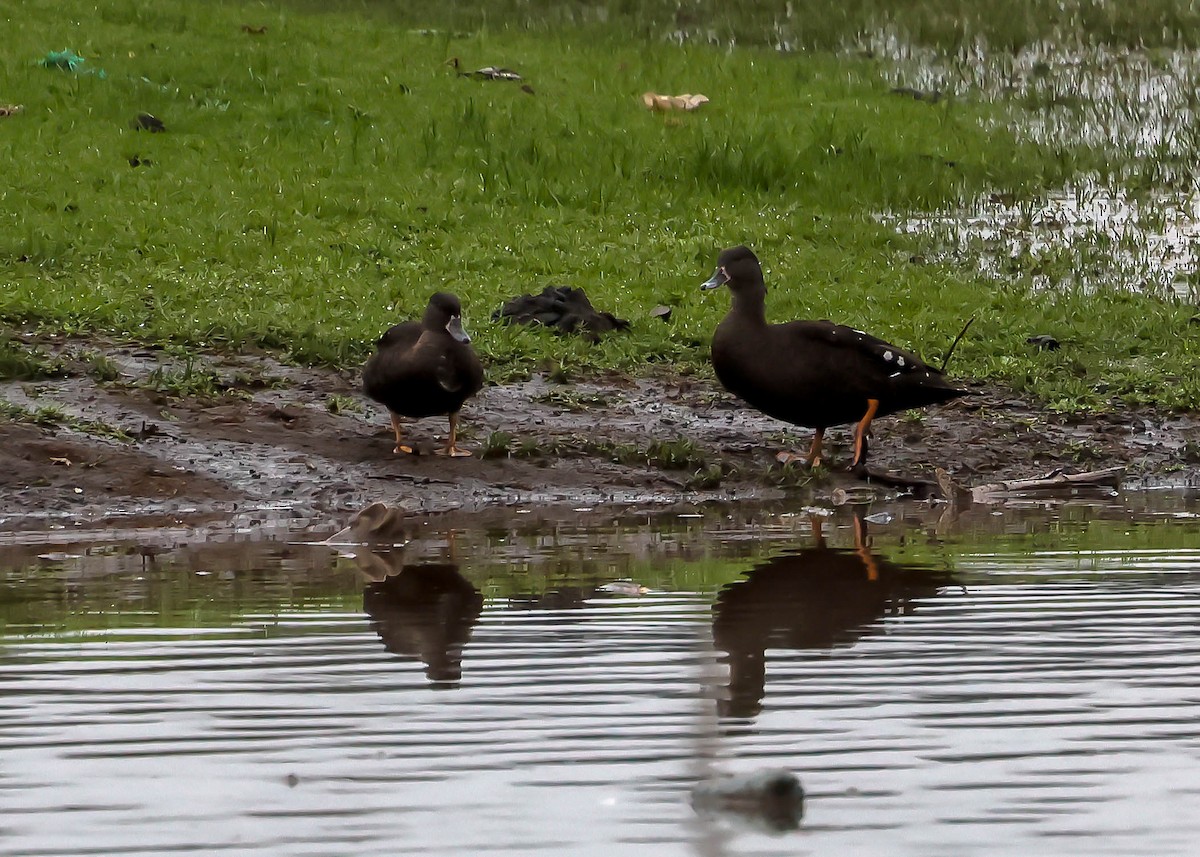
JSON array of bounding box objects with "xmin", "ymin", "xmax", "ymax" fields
[
  {"xmin": 712, "ymin": 514, "xmax": 956, "ymax": 718},
  {"xmin": 337, "ymin": 505, "xmax": 483, "ymax": 688},
  {"xmin": 360, "ymin": 558, "xmax": 483, "ymax": 687}
]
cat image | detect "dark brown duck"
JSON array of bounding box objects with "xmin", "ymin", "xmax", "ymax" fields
[
  {"xmin": 362, "ymin": 292, "xmax": 484, "ymax": 457},
  {"xmin": 702, "ymin": 245, "xmax": 968, "ymax": 469}
]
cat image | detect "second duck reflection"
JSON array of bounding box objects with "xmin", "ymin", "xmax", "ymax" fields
[
  {"xmin": 349, "ymin": 513, "xmax": 956, "ymax": 708},
  {"xmin": 712, "ymin": 515, "xmax": 957, "ymax": 718}
]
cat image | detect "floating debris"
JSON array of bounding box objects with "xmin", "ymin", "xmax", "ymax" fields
[
  {"xmin": 0, "ymin": 104, "xmax": 23, "ymax": 118},
  {"xmin": 649, "ymin": 305, "xmax": 673, "ymax": 322},
  {"xmin": 597, "ymin": 580, "xmax": 648, "ymax": 596},
  {"xmin": 831, "ymin": 485, "xmax": 881, "ymax": 505},
  {"xmin": 691, "ymin": 769, "xmax": 804, "ymax": 833},
  {"xmin": 241, "ymin": 24, "xmax": 268, "ymax": 35},
  {"xmin": 641, "ymin": 91, "xmax": 709, "ymax": 111}
]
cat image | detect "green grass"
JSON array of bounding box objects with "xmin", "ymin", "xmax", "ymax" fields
[
  {"xmin": 0, "ymin": 397, "xmax": 132, "ymax": 441},
  {"xmin": 0, "ymin": 336, "xmax": 66, "ymax": 380},
  {"xmin": 0, "ymin": 0, "xmax": 1198, "ymax": 410}
]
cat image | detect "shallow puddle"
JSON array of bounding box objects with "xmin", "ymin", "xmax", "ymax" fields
[{"xmin": 2, "ymin": 494, "xmax": 1199, "ymax": 855}]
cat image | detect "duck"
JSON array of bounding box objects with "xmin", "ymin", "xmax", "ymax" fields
[
  {"xmin": 701, "ymin": 245, "xmax": 968, "ymax": 469},
  {"xmin": 362, "ymin": 292, "xmax": 485, "ymax": 457}
]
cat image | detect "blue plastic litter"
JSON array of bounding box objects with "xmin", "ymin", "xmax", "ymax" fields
[{"xmin": 40, "ymin": 49, "xmax": 106, "ymax": 78}]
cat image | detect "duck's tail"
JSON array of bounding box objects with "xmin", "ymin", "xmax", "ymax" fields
[{"xmin": 940, "ymin": 317, "xmax": 975, "ymax": 373}]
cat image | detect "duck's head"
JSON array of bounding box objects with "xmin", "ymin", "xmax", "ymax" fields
[
  {"xmin": 424, "ymin": 292, "xmax": 471, "ymax": 343},
  {"xmin": 701, "ymin": 245, "xmax": 764, "ymax": 293}
]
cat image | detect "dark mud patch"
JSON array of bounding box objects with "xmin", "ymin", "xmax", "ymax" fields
[{"xmin": 1, "ymin": 333, "xmax": 1198, "ymax": 528}]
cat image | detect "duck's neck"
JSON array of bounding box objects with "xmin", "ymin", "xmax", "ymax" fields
[{"xmin": 730, "ymin": 284, "xmax": 768, "ymax": 326}]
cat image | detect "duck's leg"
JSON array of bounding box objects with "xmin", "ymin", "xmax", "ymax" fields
[
  {"xmin": 436, "ymin": 411, "xmax": 473, "ymax": 458},
  {"xmin": 808, "ymin": 514, "xmax": 827, "ymax": 547},
  {"xmin": 805, "ymin": 429, "xmax": 825, "ymax": 467},
  {"xmin": 852, "ymin": 513, "xmax": 880, "ymax": 581},
  {"xmin": 390, "ymin": 412, "xmax": 415, "ymax": 455},
  {"xmin": 851, "ymin": 399, "xmax": 880, "ymax": 470}
]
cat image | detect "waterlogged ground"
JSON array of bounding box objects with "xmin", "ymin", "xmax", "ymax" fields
[
  {"xmin": 871, "ymin": 32, "xmax": 1200, "ymax": 298},
  {"xmin": 1, "ymin": 493, "xmax": 1199, "ymax": 855}
]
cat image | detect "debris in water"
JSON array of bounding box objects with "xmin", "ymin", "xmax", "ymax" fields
[
  {"xmin": 0, "ymin": 104, "xmax": 22, "ymax": 118},
  {"xmin": 831, "ymin": 486, "xmax": 880, "ymax": 505},
  {"xmin": 324, "ymin": 502, "xmax": 413, "ymax": 546},
  {"xmin": 597, "ymin": 580, "xmax": 648, "ymax": 596},
  {"xmin": 649, "ymin": 305, "xmax": 673, "ymax": 322},
  {"xmin": 691, "ymin": 769, "xmax": 804, "ymax": 832}
]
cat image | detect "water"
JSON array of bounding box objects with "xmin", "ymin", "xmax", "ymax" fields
[{"xmin": 2, "ymin": 496, "xmax": 1199, "ymax": 856}]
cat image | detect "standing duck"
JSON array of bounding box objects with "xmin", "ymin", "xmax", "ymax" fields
[
  {"xmin": 363, "ymin": 292, "xmax": 484, "ymax": 457},
  {"xmin": 701, "ymin": 246, "xmax": 968, "ymax": 469}
]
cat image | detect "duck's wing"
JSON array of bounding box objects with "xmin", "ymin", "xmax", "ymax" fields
[
  {"xmin": 375, "ymin": 321, "xmax": 422, "ymax": 351},
  {"xmin": 434, "ymin": 353, "xmax": 466, "ymax": 393},
  {"xmin": 784, "ymin": 320, "xmax": 942, "ymax": 377}
]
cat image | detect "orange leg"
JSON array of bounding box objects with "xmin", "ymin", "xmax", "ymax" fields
[
  {"xmin": 853, "ymin": 513, "xmax": 880, "ymax": 581},
  {"xmin": 806, "ymin": 428, "xmax": 825, "ymax": 468},
  {"xmin": 390, "ymin": 412, "xmax": 414, "ymax": 455},
  {"xmin": 851, "ymin": 399, "xmax": 880, "ymax": 470},
  {"xmin": 436, "ymin": 412, "xmax": 473, "ymax": 458},
  {"xmin": 808, "ymin": 514, "xmax": 827, "ymax": 548}
]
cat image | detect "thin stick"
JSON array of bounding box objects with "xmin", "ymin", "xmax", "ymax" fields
[
  {"xmin": 940, "ymin": 317, "xmax": 975, "ymax": 372},
  {"xmin": 937, "ymin": 466, "xmax": 1125, "ymax": 504}
]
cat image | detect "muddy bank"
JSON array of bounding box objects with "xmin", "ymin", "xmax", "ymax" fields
[{"xmin": 1, "ymin": 333, "xmax": 1198, "ymax": 529}]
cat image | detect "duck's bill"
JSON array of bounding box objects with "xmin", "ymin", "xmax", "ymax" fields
[
  {"xmin": 700, "ymin": 268, "xmax": 729, "ymax": 290},
  {"xmin": 447, "ymin": 316, "xmax": 471, "ymax": 343}
]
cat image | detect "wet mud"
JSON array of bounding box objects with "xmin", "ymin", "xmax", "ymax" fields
[{"xmin": 1, "ymin": 333, "xmax": 1198, "ymax": 529}]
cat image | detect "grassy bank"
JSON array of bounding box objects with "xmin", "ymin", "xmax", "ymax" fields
[{"xmin": 1, "ymin": 0, "xmax": 1198, "ymax": 411}]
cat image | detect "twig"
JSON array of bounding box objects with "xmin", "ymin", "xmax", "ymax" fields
[
  {"xmin": 940, "ymin": 316, "xmax": 975, "ymax": 372},
  {"xmin": 936, "ymin": 466, "xmax": 1124, "ymax": 504}
]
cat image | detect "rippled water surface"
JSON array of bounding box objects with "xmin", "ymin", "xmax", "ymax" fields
[{"xmin": 2, "ymin": 495, "xmax": 1199, "ymax": 856}]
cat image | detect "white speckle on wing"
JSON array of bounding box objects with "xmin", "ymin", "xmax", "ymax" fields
[
  {"xmin": 882, "ymin": 350, "xmax": 893, "ymax": 362},
  {"xmin": 897, "ymin": 356, "xmax": 906, "ymax": 367},
  {"xmin": 889, "ymin": 371, "xmax": 901, "ymax": 378},
  {"xmin": 853, "ymin": 328, "xmax": 867, "ymax": 336}
]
